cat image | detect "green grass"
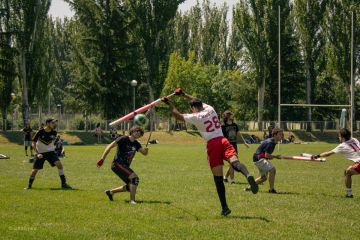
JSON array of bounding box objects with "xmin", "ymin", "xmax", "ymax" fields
[{"xmin": 1, "ymin": 143, "xmax": 360, "ymax": 239}]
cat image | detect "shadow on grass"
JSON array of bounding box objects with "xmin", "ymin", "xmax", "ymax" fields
[
  {"xmin": 134, "ymin": 200, "xmax": 172, "ymax": 205},
  {"xmin": 227, "ymin": 215, "xmax": 270, "ymax": 222},
  {"xmin": 227, "ymin": 182, "xmax": 248, "ymax": 185},
  {"xmin": 274, "ymin": 191, "xmax": 300, "ymax": 195},
  {"xmin": 64, "ymin": 131, "xmax": 112, "ymax": 145},
  {"xmin": 1, "ymin": 131, "xmax": 23, "ymax": 145},
  {"xmin": 50, "ymin": 188, "xmax": 81, "ymax": 191}
]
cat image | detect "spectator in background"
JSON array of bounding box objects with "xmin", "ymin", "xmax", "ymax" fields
[
  {"xmin": 22, "ymin": 123, "xmax": 34, "ymax": 157},
  {"xmin": 95, "ymin": 123, "xmax": 102, "ymax": 144},
  {"xmin": 109, "ymin": 128, "xmax": 118, "ymax": 139},
  {"xmin": 55, "ymin": 135, "xmax": 65, "ymax": 158},
  {"xmin": 268, "ymin": 122, "xmax": 275, "ymax": 138}
]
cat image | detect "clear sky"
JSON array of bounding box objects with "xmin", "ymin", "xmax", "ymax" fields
[{"xmin": 48, "ymin": 0, "xmax": 238, "ymax": 19}]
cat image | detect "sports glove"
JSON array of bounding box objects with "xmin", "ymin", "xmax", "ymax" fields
[
  {"xmin": 162, "ymin": 97, "xmax": 170, "ymax": 104},
  {"xmin": 97, "ymin": 158, "xmax": 104, "ymax": 168},
  {"xmin": 174, "ymin": 88, "xmax": 184, "ymax": 96}
]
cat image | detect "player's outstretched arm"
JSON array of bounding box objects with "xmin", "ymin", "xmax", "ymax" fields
[
  {"xmin": 139, "ymin": 147, "xmax": 149, "ymax": 156},
  {"xmin": 162, "ymin": 97, "xmax": 185, "ymax": 121},
  {"xmin": 265, "ymin": 152, "xmax": 281, "ymax": 159},
  {"xmin": 97, "ymin": 140, "xmax": 117, "ymax": 168},
  {"xmin": 312, "ymin": 151, "xmax": 335, "ymax": 159},
  {"xmin": 237, "ymin": 131, "xmax": 250, "ymax": 148}
]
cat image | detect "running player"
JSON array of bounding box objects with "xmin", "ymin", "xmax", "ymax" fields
[
  {"xmin": 22, "ymin": 123, "xmax": 33, "ymax": 157},
  {"xmin": 25, "ymin": 118, "xmax": 72, "ymax": 189},
  {"xmin": 221, "ymin": 110, "xmax": 249, "ymax": 184},
  {"xmin": 163, "ymin": 88, "xmax": 258, "ymax": 216},
  {"xmin": 312, "ymin": 128, "xmax": 360, "ymax": 198},
  {"xmin": 246, "ymin": 127, "xmax": 283, "ymax": 193},
  {"xmin": 97, "ymin": 126, "xmax": 148, "ymax": 204}
]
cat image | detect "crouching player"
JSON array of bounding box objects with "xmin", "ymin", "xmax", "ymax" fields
[
  {"xmin": 246, "ymin": 127, "xmax": 283, "ymax": 193},
  {"xmin": 97, "ymin": 126, "xmax": 148, "ymax": 204},
  {"xmin": 26, "ymin": 118, "xmax": 72, "ymax": 189},
  {"xmin": 163, "ymin": 88, "xmax": 258, "ymax": 216},
  {"xmin": 312, "ymin": 128, "xmax": 360, "ymax": 198}
]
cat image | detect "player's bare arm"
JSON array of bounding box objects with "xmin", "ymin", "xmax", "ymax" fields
[
  {"xmin": 139, "ymin": 147, "xmax": 149, "ymax": 156},
  {"xmin": 313, "ymin": 151, "xmax": 335, "ymax": 159},
  {"xmin": 97, "ymin": 140, "xmax": 117, "ymax": 168},
  {"xmin": 237, "ymin": 131, "xmax": 250, "ymax": 148},
  {"xmin": 101, "ymin": 140, "xmax": 117, "ymax": 160},
  {"xmin": 162, "ymin": 97, "xmax": 185, "ymax": 121},
  {"xmin": 265, "ymin": 152, "xmax": 281, "ymax": 159}
]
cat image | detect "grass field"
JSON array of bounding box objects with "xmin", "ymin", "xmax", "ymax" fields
[{"xmin": 1, "ymin": 142, "xmax": 360, "ymax": 239}]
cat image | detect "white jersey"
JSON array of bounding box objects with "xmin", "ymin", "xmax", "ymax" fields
[
  {"xmin": 331, "ymin": 138, "xmax": 360, "ymax": 162},
  {"xmin": 183, "ymin": 103, "xmax": 223, "ymax": 142}
]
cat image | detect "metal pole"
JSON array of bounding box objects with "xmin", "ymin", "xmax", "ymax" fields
[
  {"xmin": 278, "ymin": 5, "xmax": 281, "ymax": 128},
  {"xmin": 133, "ymin": 87, "xmax": 135, "ymax": 111},
  {"xmin": 350, "ymin": 11, "xmax": 354, "ymax": 136}
]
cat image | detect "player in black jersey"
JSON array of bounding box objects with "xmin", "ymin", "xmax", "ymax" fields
[
  {"xmin": 25, "ymin": 118, "xmax": 72, "ymax": 190},
  {"xmin": 221, "ymin": 111, "xmax": 249, "ymax": 184},
  {"xmin": 21, "ymin": 123, "xmax": 34, "ymax": 157},
  {"xmin": 97, "ymin": 126, "xmax": 148, "ymax": 204}
]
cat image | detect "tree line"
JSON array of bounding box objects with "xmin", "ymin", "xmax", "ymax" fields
[{"xmin": 0, "ymin": 0, "xmax": 359, "ymax": 131}]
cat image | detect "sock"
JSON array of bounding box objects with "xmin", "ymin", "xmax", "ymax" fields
[
  {"xmin": 28, "ymin": 176, "xmax": 35, "ymax": 187},
  {"xmin": 60, "ymin": 175, "xmax": 66, "ymax": 185},
  {"xmin": 346, "ymin": 188, "xmax": 352, "ymax": 196},
  {"xmin": 214, "ymin": 176, "xmax": 228, "ymax": 210},
  {"xmin": 231, "ymin": 160, "xmax": 249, "ymax": 177},
  {"xmin": 58, "ymin": 169, "xmax": 66, "ymax": 185}
]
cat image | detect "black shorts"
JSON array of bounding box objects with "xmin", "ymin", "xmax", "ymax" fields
[
  {"xmin": 111, "ymin": 162, "xmax": 134, "ymax": 184},
  {"xmin": 33, "ymin": 151, "xmax": 60, "ymax": 170}
]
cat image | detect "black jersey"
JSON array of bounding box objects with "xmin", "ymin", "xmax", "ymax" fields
[
  {"xmin": 221, "ymin": 123, "xmax": 239, "ymax": 143},
  {"xmin": 32, "ymin": 128, "xmax": 57, "ymax": 153},
  {"xmin": 113, "ymin": 136, "xmax": 142, "ymax": 166},
  {"xmin": 22, "ymin": 127, "xmax": 33, "ymax": 141},
  {"xmin": 253, "ymin": 138, "xmax": 277, "ymax": 162}
]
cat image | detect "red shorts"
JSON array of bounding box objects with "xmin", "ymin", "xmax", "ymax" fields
[
  {"xmin": 206, "ymin": 137, "xmax": 237, "ymax": 169},
  {"xmin": 352, "ymin": 162, "xmax": 360, "ymax": 173}
]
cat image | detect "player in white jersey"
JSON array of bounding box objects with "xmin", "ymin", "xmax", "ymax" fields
[
  {"xmin": 312, "ymin": 128, "xmax": 360, "ymax": 198},
  {"xmin": 162, "ymin": 88, "xmax": 258, "ymax": 216}
]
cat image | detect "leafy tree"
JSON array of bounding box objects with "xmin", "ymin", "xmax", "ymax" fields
[
  {"xmin": 294, "ymin": 0, "xmax": 327, "ymax": 129},
  {"xmin": 66, "ymin": 0, "xmax": 140, "ymax": 118},
  {"xmin": 125, "ymin": 0, "xmax": 185, "ymax": 105},
  {"xmin": 0, "ymin": 0, "xmax": 16, "ymax": 130},
  {"xmin": 10, "ymin": 0, "xmax": 51, "ymax": 124}
]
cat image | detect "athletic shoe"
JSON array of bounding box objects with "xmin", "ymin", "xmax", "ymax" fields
[
  {"xmin": 129, "ymin": 200, "xmax": 137, "ymax": 205},
  {"xmin": 105, "ymin": 190, "xmax": 113, "ymax": 201},
  {"xmin": 61, "ymin": 183, "xmax": 73, "ymax": 190},
  {"xmin": 345, "ymin": 194, "xmax": 354, "ymax": 198},
  {"xmin": 247, "ymin": 176, "xmax": 258, "ymax": 194},
  {"xmin": 223, "ymin": 178, "xmax": 228, "ymax": 183},
  {"xmin": 230, "ymin": 180, "xmax": 235, "ymax": 185},
  {"xmin": 221, "ymin": 207, "xmax": 231, "ymax": 216},
  {"xmin": 268, "ymin": 189, "xmax": 277, "ymax": 194},
  {"xmin": 244, "ymin": 186, "xmax": 251, "ymax": 191},
  {"xmin": 24, "ymin": 186, "xmax": 32, "ymax": 190}
]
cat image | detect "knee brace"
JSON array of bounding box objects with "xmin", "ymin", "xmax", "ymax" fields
[
  {"xmin": 231, "ymin": 160, "xmax": 248, "ymax": 176},
  {"xmin": 131, "ymin": 177, "xmax": 139, "ymax": 186}
]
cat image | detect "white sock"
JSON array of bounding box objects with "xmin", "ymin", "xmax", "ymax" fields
[
  {"xmin": 58, "ymin": 169, "xmax": 64, "ymax": 176},
  {"xmin": 346, "ymin": 188, "xmax": 352, "ymax": 196}
]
